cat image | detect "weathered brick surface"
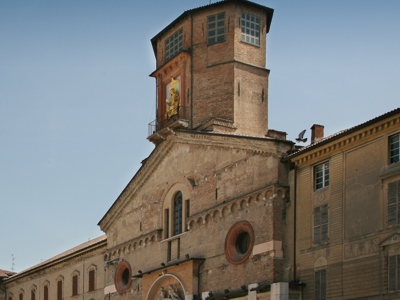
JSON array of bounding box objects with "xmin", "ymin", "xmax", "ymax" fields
[{"xmin": 151, "ymin": 1, "xmax": 271, "ymax": 137}]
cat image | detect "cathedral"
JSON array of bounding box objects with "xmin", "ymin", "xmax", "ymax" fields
[{"xmin": 3, "ymin": 1, "xmax": 400, "ymax": 299}]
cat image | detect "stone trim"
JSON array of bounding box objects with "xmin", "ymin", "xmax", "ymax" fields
[{"xmin": 187, "ymin": 184, "xmax": 288, "ymax": 229}]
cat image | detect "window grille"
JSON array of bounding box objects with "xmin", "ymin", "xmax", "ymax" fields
[
  {"xmin": 241, "ymin": 12, "xmax": 260, "ymax": 46},
  {"xmin": 208, "ymin": 13, "xmax": 225, "ymax": 45},
  {"xmin": 165, "ymin": 28, "xmax": 183, "ymax": 62}
]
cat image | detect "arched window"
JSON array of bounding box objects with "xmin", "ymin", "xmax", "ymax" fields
[
  {"xmin": 162, "ymin": 183, "xmax": 191, "ymax": 241},
  {"xmin": 72, "ymin": 273, "xmax": 78, "ymax": 296},
  {"xmin": 173, "ymin": 191, "xmax": 183, "ymax": 235},
  {"xmin": 43, "ymin": 285, "xmax": 49, "ymax": 300},
  {"xmin": 56, "ymin": 276, "xmax": 64, "ymax": 300},
  {"xmin": 30, "ymin": 285, "xmax": 37, "ymax": 300},
  {"xmin": 88, "ymin": 265, "xmax": 97, "ymax": 292},
  {"xmin": 42, "ymin": 281, "xmax": 50, "ymax": 300}
]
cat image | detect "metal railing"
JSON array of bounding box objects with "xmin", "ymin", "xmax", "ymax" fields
[{"xmin": 148, "ymin": 106, "xmax": 189, "ymax": 136}]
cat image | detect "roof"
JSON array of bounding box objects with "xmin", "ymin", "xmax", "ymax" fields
[
  {"xmin": 150, "ymin": 0, "xmax": 274, "ymax": 55},
  {"xmin": 0, "ymin": 269, "xmax": 15, "ymax": 278},
  {"xmin": 5, "ymin": 235, "xmax": 107, "ymax": 281},
  {"xmin": 286, "ymin": 107, "xmax": 400, "ymax": 160}
]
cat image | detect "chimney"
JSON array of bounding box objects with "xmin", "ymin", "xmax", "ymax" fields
[{"xmin": 311, "ymin": 124, "xmax": 324, "ymax": 144}]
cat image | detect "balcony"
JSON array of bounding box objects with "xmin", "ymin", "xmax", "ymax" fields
[{"xmin": 148, "ymin": 106, "xmax": 189, "ymax": 145}]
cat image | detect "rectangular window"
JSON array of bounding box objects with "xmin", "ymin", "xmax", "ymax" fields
[
  {"xmin": 72, "ymin": 274, "xmax": 78, "ymax": 296},
  {"xmin": 57, "ymin": 280, "xmax": 62, "ymax": 300},
  {"xmin": 208, "ymin": 12, "xmax": 225, "ymax": 45},
  {"xmin": 19, "ymin": 294, "xmax": 23, "ymax": 300},
  {"xmin": 389, "ymin": 254, "xmax": 400, "ymax": 291},
  {"xmin": 30, "ymin": 290, "xmax": 35, "ymax": 300},
  {"xmin": 314, "ymin": 204, "xmax": 328, "ymax": 245},
  {"xmin": 241, "ymin": 12, "xmax": 260, "ymax": 46},
  {"xmin": 315, "ymin": 269, "xmax": 327, "ymax": 300},
  {"xmin": 165, "ymin": 28, "xmax": 183, "ymax": 62},
  {"xmin": 315, "ymin": 162, "xmax": 329, "ymax": 190},
  {"xmin": 388, "ymin": 181, "xmax": 400, "ymax": 226},
  {"xmin": 390, "ymin": 134, "xmax": 400, "ymax": 164},
  {"xmin": 89, "ymin": 269, "xmax": 95, "ymax": 292}
]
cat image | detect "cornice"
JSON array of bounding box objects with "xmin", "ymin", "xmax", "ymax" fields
[
  {"xmin": 150, "ymin": 51, "xmax": 190, "ymax": 78},
  {"xmin": 105, "ymin": 229, "xmax": 163, "ymax": 261},
  {"xmin": 98, "ymin": 139, "xmax": 174, "ymax": 231},
  {"xmin": 5, "ymin": 236, "xmax": 107, "ymax": 283},
  {"xmin": 290, "ymin": 113, "xmax": 400, "ymax": 166},
  {"xmin": 175, "ymin": 130, "xmax": 290, "ymax": 155},
  {"xmin": 187, "ymin": 183, "xmax": 288, "ymax": 229}
]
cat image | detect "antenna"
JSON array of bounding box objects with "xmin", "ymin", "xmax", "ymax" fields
[{"xmin": 11, "ymin": 254, "xmax": 15, "ymax": 271}]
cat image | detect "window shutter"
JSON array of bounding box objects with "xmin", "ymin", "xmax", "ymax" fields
[
  {"xmin": 57, "ymin": 280, "xmax": 62, "ymax": 300},
  {"xmin": 320, "ymin": 270, "xmax": 327, "ymax": 300},
  {"xmin": 321, "ymin": 205, "xmax": 329, "ymax": 243},
  {"xmin": 314, "ymin": 206, "xmax": 321, "ymax": 244},
  {"xmin": 89, "ymin": 269, "xmax": 95, "ymax": 292},
  {"xmin": 44, "ymin": 286, "xmax": 48, "ymax": 300},
  {"xmin": 72, "ymin": 275, "xmax": 78, "ymax": 296},
  {"xmin": 315, "ymin": 271, "xmax": 321, "ymax": 299},
  {"xmin": 389, "ymin": 255, "xmax": 397, "ymax": 291},
  {"xmin": 315, "ymin": 269, "xmax": 326, "ymax": 300},
  {"xmin": 388, "ymin": 182, "xmax": 399, "ymax": 226}
]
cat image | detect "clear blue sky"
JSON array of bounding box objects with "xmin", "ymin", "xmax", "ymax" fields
[{"xmin": 1, "ymin": 0, "xmax": 399, "ymax": 272}]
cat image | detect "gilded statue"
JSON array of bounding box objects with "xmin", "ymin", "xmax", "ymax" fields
[{"xmin": 165, "ymin": 77, "xmax": 180, "ymax": 119}]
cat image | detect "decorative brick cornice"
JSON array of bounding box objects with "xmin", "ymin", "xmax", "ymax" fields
[
  {"xmin": 105, "ymin": 230, "xmax": 163, "ymax": 262},
  {"xmin": 187, "ymin": 183, "xmax": 288, "ymax": 229},
  {"xmin": 291, "ymin": 113, "xmax": 400, "ymax": 166}
]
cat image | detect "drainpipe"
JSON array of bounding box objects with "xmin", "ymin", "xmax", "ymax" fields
[
  {"xmin": 293, "ymin": 165, "xmax": 297, "ymax": 281},
  {"xmin": 190, "ymin": 12, "xmax": 194, "ymax": 129},
  {"xmin": 197, "ymin": 260, "xmax": 205, "ymax": 299}
]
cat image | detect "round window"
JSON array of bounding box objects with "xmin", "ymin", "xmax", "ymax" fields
[
  {"xmin": 225, "ymin": 220, "xmax": 255, "ymax": 265},
  {"xmin": 114, "ymin": 260, "xmax": 132, "ymax": 294}
]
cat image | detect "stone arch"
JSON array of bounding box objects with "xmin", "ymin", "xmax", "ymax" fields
[
  {"xmin": 231, "ymin": 202, "xmax": 239, "ymax": 214},
  {"xmin": 205, "ymin": 213, "xmax": 212, "ymax": 225},
  {"xmin": 196, "ymin": 216, "xmax": 203, "ymax": 227},
  {"xmin": 277, "ymin": 189, "xmax": 283, "ymax": 199},
  {"xmin": 146, "ymin": 273, "xmax": 187, "ymax": 300},
  {"xmin": 240, "ymin": 199, "xmax": 247, "ymax": 210},
  {"xmin": 212, "ymin": 210, "xmax": 220, "ymax": 220},
  {"xmin": 188, "ymin": 219, "xmax": 195, "ymax": 230},
  {"xmin": 222, "ymin": 206, "xmax": 229, "ymax": 218}
]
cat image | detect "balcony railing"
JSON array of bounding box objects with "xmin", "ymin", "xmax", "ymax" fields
[{"xmin": 148, "ymin": 106, "xmax": 189, "ymax": 137}]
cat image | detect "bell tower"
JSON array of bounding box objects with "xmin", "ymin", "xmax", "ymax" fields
[{"xmin": 148, "ymin": 0, "xmax": 273, "ymax": 145}]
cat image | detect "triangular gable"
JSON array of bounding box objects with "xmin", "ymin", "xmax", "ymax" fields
[{"xmin": 379, "ymin": 231, "xmax": 400, "ymax": 247}]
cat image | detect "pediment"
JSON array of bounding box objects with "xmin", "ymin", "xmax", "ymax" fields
[
  {"xmin": 98, "ymin": 130, "xmax": 290, "ymax": 233},
  {"xmin": 380, "ymin": 231, "xmax": 400, "ymax": 247}
]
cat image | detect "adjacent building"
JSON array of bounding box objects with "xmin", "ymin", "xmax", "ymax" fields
[
  {"xmin": 4, "ymin": 236, "xmax": 106, "ymax": 300},
  {"xmin": 286, "ymin": 108, "xmax": 400, "ymax": 299}
]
